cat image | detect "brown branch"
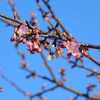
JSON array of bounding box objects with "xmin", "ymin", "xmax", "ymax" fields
[
  {"xmin": 0, "ymin": 14, "xmax": 22, "ymax": 27},
  {"xmin": 82, "ymin": 51, "xmax": 100, "ymax": 66},
  {"xmin": 31, "ymin": 85, "xmax": 58, "ymax": 98},
  {"xmin": 69, "ymin": 60, "xmax": 100, "ymax": 76},
  {"xmin": 80, "ymin": 44, "xmax": 100, "ymax": 50},
  {"xmin": 40, "ymin": 52, "xmax": 57, "ymax": 81}
]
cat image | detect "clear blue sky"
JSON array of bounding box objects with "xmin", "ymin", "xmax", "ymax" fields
[{"xmin": 0, "ymin": 0, "xmax": 100, "ymax": 100}]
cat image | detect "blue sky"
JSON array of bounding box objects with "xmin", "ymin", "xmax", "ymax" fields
[{"xmin": 0, "ymin": 0, "xmax": 100, "ymax": 100}]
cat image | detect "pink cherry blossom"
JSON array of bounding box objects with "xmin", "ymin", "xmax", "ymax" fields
[
  {"xmin": 60, "ymin": 38, "xmax": 81, "ymax": 58},
  {"xmin": 17, "ymin": 24, "xmax": 29, "ymax": 35},
  {"xmin": 26, "ymin": 40, "xmax": 41, "ymax": 53}
]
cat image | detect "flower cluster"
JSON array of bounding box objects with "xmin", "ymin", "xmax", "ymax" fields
[
  {"xmin": 11, "ymin": 21, "xmax": 81, "ymax": 61},
  {"xmin": 59, "ymin": 38, "xmax": 81, "ymax": 59},
  {"xmin": 11, "ymin": 22, "xmax": 42, "ymax": 53}
]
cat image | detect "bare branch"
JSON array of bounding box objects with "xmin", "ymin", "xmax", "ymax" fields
[{"xmin": 8, "ymin": 0, "xmax": 20, "ymax": 19}]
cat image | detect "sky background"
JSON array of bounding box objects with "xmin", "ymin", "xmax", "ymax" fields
[{"xmin": 0, "ymin": 0, "xmax": 100, "ymax": 100}]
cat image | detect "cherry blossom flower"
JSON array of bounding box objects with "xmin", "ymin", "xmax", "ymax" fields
[
  {"xmin": 15, "ymin": 23, "xmax": 32, "ymax": 37},
  {"xmin": 60, "ymin": 38, "xmax": 81, "ymax": 59},
  {"xmin": 26, "ymin": 39, "xmax": 41, "ymax": 53},
  {"xmin": 11, "ymin": 23, "xmax": 33, "ymax": 44}
]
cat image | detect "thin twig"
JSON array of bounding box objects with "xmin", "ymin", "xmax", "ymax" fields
[
  {"xmin": 0, "ymin": 14, "xmax": 22, "ymax": 26},
  {"xmin": 42, "ymin": 0, "xmax": 72, "ymax": 39},
  {"xmin": 8, "ymin": 0, "xmax": 20, "ymax": 19},
  {"xmin": 40, "ymin": 52, "xmax": 57, "ymax": 81},
  {"xmin": 31, "ymin": 85, "xmax": 58, "ymax": 98}
]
